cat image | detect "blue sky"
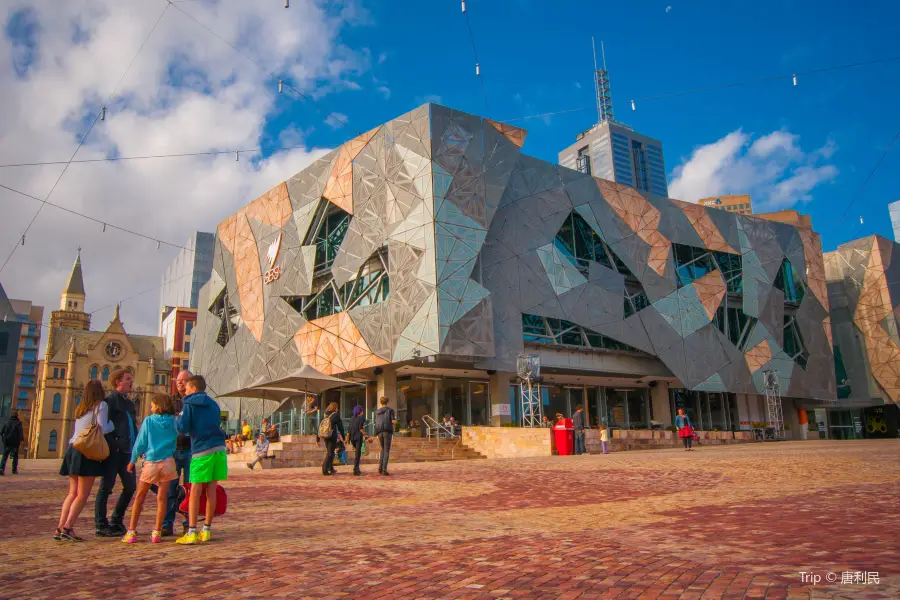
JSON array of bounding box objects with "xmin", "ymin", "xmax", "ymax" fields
[
  {"xmin": 1, "ymin": 0, "xmax": 898, "ymax": 337},
  {"xmin": 276, "ymin": 0, "xmax": 900, "ymax": 252}
]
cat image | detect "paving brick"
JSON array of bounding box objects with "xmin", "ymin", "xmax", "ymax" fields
[{"xmin": 0, "ymin": 441, "xmax": 898, "ymax": 599}]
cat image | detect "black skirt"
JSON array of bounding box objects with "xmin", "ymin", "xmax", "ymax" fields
[{"xmin": 59, "ymin": 446, "xmax": 104, "ymax": 477}]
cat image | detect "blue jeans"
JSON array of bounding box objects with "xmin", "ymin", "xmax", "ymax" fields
[
  {"xmin": 574, "ymin": 431, "xmax": 586, "ymax": 455},
  {"xmin": 163, "ymin": 450, "xmax": 191, "ymax": 528}
]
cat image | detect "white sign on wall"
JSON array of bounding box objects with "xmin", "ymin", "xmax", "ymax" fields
[{"xmin": 496, "ymin": 404, "xmax": 511, "ymax": 416}]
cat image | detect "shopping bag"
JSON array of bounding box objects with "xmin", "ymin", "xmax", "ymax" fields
[{"xmin": 361, "ymin": 439, "xmax": 369, "ymax": 456}]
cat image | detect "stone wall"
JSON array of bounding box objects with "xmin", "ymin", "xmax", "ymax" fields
[
  {"xmin": 586, "ymin": 429, "xmax": 757, "ymax": 452},
  {"xmin": 460, "ymin": 427, "xmax": 552, "ymax": 459}
]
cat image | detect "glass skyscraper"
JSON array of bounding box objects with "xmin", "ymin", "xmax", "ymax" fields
[
  {"xmin": 159, "ymin": 232, "xmax": 215, "ymax": 332},
  {"xmin": 559, "ymin": 120, "xmax": 668, "ymax": 197},
  {"xmin": 889, "ymin": 200, "xmax": 900, "ymax": 242}
]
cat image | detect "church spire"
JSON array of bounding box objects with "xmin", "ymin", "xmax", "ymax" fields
[{"xmin": 60, "ymin": 251, "xmax": 86, "ymax": 313}]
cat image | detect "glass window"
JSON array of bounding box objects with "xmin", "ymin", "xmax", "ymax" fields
[
  {"xmin": 522, "ymin": 313, "xmax": 643, "ymax": 353},
  {"xmin": 626, "ymin": 389, "xmax": 649, "ymax": 429},
  {"xmin": 75, "ymin": 395, "xmax": 81, "ymax": 407},
  {"xmin": 470, "ymin": 382, "xmax": 490, "ymax": 426},
  {"xmin": 707, "ymin": 393, "xmax": 727, "ymax": 430},
  {"xmin": 0, "ymin": 394, "xmax": 10, "ymax": 418},
  {"xmin": 185, "ymin": 320, "xmax": 194, "ymax": 336},
  {"xmin": 183, "ymin": 341, "xmax": 191, "ymax": 353},
  {"xmin": 52, "ymin": 393, "xmax": 61, "ymax": 414},
  {"xmin": 312, "ymin": 204, "xmax": 352, "ymax": 272},
  {"xmin": 397, "ymin": 377, "xmax": 436, "ymax": 432},
  {"xmin": 16, "ymin": 399, "xmax": 27, "ymax": 410},
  {"xmin": 161, "ymin": 375, "xmax": 167, "ymax": 386},
  {"xmin": 90, "ymin": 365, "xmax": 99, "ymax": 379},
  {"xmin": 541, "ymin": 385, "xmax": 569, "ymax": 421},
  {"xmin": 53, "ymin": 368, "xmax": 59, "ymax": 379},
  {"xmin": 182, "ymin": 360, "xmax": 190, "ymax": 371},
  {"xmin": 154, "ymin": 374, "xmax": 160, "ymax": 386},
  {"xmin": 670, "ymin": 388, "xmax": 700, "ymax": 428},
  {"xmin": 49, "ymin": 430, "xmax": 58, "ymax": 452},
  {"xmin": 784, "ymin": 315, "xmax": 809, "ymax": 369},
  {"xmin": 102, "ymin": 366, "xmax": 110, "ymax": 381},
  {"xmin": 606, "ymin": 389, "xmax": 627, "ymax": 428},
  {"xmin": 774, "ymin": 258, "xmax": 806, "ymax": 304},
  {"xmin": 60, "ymin": 368, "xmax": 66, "ymax": 379},
  {"xmin": 438, "ymin": 380, "xmax": 466, "ymax": 424}
]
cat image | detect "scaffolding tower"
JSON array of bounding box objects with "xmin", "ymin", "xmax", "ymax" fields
[
  {"xmin": 517, "ymin": 354, "xmax": 542, "ymax": 428},
  {"xmin": 763, "ymin": 369, "xmax": 785, "ymax": 440}
]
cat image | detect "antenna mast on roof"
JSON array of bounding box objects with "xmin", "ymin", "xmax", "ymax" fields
[{"xmin": 592, "ymin": 37, "xmax": 614, "ymax": 124}]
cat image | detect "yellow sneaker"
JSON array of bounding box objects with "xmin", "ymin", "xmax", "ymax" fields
[
  {"xmin": 121, "ymin": 530, "xmax": 137, "ymax": 544},
  {"xmin": 198, "ymin": 528, "xmax": 211, "ymax": 543},
  {"xmin": 175, "ymin": 531, "xmax": 199, "ymax": 545}
]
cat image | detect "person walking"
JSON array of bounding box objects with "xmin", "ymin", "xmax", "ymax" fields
[
  {"xmin": 95, "ymin": 369, "xmax": 138, "ymax": 537},
  {"xmin": 572, "ymin": 404, "xmax": 586, "ymax": 455},
  {"xmin": 348, "ymin": 405, "xmax": 367, "ymax": 476},
  {"xmin": 374, "ymin": 397, "xmax": 395, "ymax": 476},
  {"xmin": 161, "ymin": 370, "xmax": 192, "ymax": 536},
  {"xmin": 676, "ymin": 409, "xmax": 695, "ymax": 451},
  {"xmin": 316, "ymin": 402, "xmax": 346, "ymax": 476},
  {"xmin": 0, "ymin": 411, "xmax": 25, "ymax": 475},
  {"xmin": 56, "ymin": 380, "xmax": 114, "ymax": 541},
  {"xmin": 599, "ymin": 424, "xmax": 610, "ymax": 454}
]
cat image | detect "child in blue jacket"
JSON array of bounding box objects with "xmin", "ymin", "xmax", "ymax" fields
[
  {"xmin": 122, "ymin": 394, "xmax": 178, "ymax": 544},
  {"xmin": 175, "ymin": 375, "xmax": 227, "ymax": 545}
]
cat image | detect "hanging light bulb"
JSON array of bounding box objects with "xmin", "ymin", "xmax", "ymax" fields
[
  {"xmin": 20, "ymin": 234, "xmax": 25, "ymax": 246},
  {"xmin": 157, "ymin": 241, "xmax": 161, "ymax": 250},
  {"xmin": 475, "ymin": 63, "xmax": 480, "ymax": 76},
  {"xmin": 792, "ymin": 74, "xmax": 797, "ymax": 86},
  {"xmin": 860, "ymin": 216, "xmax": 864, "ymax": 225},
  {"xmin": 285, "ymin": 0, "xmax": 289, "ymax": 7},
  {"xmin": 100, "ymin": 106, "xmax": 106, "ymax": 121},
  {"xmin": 461, "ymin": 0, "xmax": 466, "ymax": 12},
  {"xmin": 235, "ymin": 151, "xmax": 239, "ymax": 161},
  {"xmin": 631, "ymin": 100, "xmax": 636, "ymax": 111},
  {"xmin": 278, "ymin": 80, "xmax": 283, "ymax": 93},
  {"xmin": 102, "ymin": 223, "xmax": 106, "ymax": 233}
]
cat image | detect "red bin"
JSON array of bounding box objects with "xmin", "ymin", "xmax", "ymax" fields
[{"xmin": 553, "ymin": 418, "xmax": 575, "ymax": 456}]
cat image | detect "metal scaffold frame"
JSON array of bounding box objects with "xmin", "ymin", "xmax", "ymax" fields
[
  {"xmin": 517, "ymin": 354, "xmax": 542, "ymax": 428},
  {"xmin": 763, "ymin": 369, "xmax": 784, "ymax": 440}
]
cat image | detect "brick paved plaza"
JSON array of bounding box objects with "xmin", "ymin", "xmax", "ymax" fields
[{"xmin": 0, "ymin": 440, "xmax": 898, "ymax": 599}]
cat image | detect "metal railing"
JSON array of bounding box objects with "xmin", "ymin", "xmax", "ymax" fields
[{"xmin": 422, "ymin": 415, "xmax": 458, "ymax": 443}]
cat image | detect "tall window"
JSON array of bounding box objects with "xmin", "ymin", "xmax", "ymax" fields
[
  {"xmin": 184, "ymin": 320, "xmax": 194, "ymax": 336},
  {"xmin": 631, "ymin": 139, "xmax": 649, "ymax": 192},
  {"xmin": 673, "ymin": 243, "xmax": 742, "ymax": 293},
  {"xmin": 183, "ymin": 341, "xmax": 191, "ymax": 353},
  {"xmin": 306, "ymin": 201, "xmax": 351, "ymax": 273},
  {"xmin": 576, "ymin": 145, "xmax": 591, "ymax": 175},
  {"xmin": 90, "ymin": 365, "xmax": 99, "ymax": 379},
  {"xmin": 0, "ymin": 332, "xmax": 8, "ymax": 356},
  {"xmin": 554, "ymin": 211, "xmax": 649, "ymax": 317},
  {"xmin": 49, "ymin": 430, "xmax": 58, "ymax": 452},
  {"xmin": 60, "ymin": 368, "xmax": 66, "ymax": 379},
  {"xmin": 52, "ymin": 393, "xmax": 61, "ymax": 414},
  {"xmin": 102, "ymin": 366, "xmax": 110, "ymax": 381},
  {"xmin": 75, "ymin": 395, "xmax": 82, "ymax": 406},
  {"xmin": 774, "ymin": 258, "xmax": 805, "ymax": 304},
  {"xmin": 784, "ymin": 315, "xmax": 809, "ymax": 369}
]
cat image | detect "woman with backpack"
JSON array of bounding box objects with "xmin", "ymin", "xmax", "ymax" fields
[
  {"xmin": 56, "ymin": 380, "xmax": 114, "ymax": 541},
  {"xmin": 316, "ymin": 402, "xmax": 346, "ymax": 476}
]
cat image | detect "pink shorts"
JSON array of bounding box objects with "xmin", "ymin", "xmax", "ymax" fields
[{"xmin": 139, "ymin": 457, "xmax": 178, "ymax": 485}]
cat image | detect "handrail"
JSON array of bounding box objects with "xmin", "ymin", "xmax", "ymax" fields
[{"xmin": 421, "ymin": 414, "xmax": 457, "ymax": 442}]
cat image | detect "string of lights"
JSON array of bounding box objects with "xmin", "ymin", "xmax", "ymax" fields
[
  {"xmin": 0, "ymin": 182, "xmax": 193, "ymax": 251},
  {"xmin": 830, "ymin": 129, "xmax": 900, "ymax": 235},
  {"xmin": 0, "ymin": 2, "xmax": 172, "ymax": 275},
  {"xmin": 461, "ymin": 1, "xmax": 489, "ymax": 112},
  {"xmin": 0, "ymin": 143, "xmax": 311, "ymax": 170}
]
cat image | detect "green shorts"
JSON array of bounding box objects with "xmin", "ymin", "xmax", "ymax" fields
[{"xmin": 189, "ymin": 451, "xmax": 228, "ymax": 483}]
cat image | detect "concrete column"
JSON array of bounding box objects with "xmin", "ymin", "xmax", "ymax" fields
[
  {"xmin": 375, "ymin": 366, "xmax": 398, "ymax": 410},
  {"xmin": 650, "ymin": 381, "xmax": 672, "ymax": 426},
  {"xmin": 489, "ymin": 371, "xmax": 514, "ymax": 426}
]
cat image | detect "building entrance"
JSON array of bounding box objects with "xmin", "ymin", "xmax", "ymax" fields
[
  {"xmin": 396, "ymin": 376, "xmax": 491, "ymax": 430},
  {"xmin": 829, "ymin": 409, "xmax": 863, "ymax": 440}
]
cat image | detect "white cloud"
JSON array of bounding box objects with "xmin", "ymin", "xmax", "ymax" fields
[
  {"xmin": 325, "ymin": 112, "xmax": 349, "ymax": 129},
  {"xmin": 376, "ymin": 85, "xmax": 391, "ymax": 99},
  {"xmin": 0, "ymin": 1, "xmax": 370, "ymax": 345},
  {"xmin": 669, "ymin": 128, "xmax": 838, "ymax": 211}
]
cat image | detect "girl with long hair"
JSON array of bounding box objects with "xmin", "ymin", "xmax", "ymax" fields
[{"xmin": 55, "ymin": 380, "xmax": 114, "ymax": 541}]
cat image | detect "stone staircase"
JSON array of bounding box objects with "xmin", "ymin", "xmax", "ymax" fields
[{"xmin": 227, "ymin": 435, "xmax": 485, "ymax": 470}]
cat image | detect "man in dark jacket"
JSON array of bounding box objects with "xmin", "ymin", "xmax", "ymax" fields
[
  {"xmin": 374, "ymin": 397, "xmax": 395, "ymax": 476},
  {"xmin": 0, "ymin": 411, "xmax": 25, "ymax": 475},
  {"xmin": 95, "ymin": 369, "xmax": 138, "ymax": 536},
  {"xmin": 572, "ymin": 404, "xmax": 586, "ymax": 455},
  {"xmin": 161, "ymin": 369, "xmax": 193, "ymax": 536}
]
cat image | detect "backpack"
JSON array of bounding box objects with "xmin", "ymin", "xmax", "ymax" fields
[
  {"xmin": 375, "ymin": 408, "xmax": 394, "ymax": 433},
  {"xmin": 318, "ymin": 413, "xmax": 334, "ymax": 438},
  {"xmin": 2, "ymin": 420, "xmax": 19, "ymax": 446}
]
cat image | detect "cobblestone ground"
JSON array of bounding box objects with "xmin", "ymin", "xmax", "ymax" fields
[{"xmin": 0, "ymin": 440, "xmax": 898, "ymax": 599}]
